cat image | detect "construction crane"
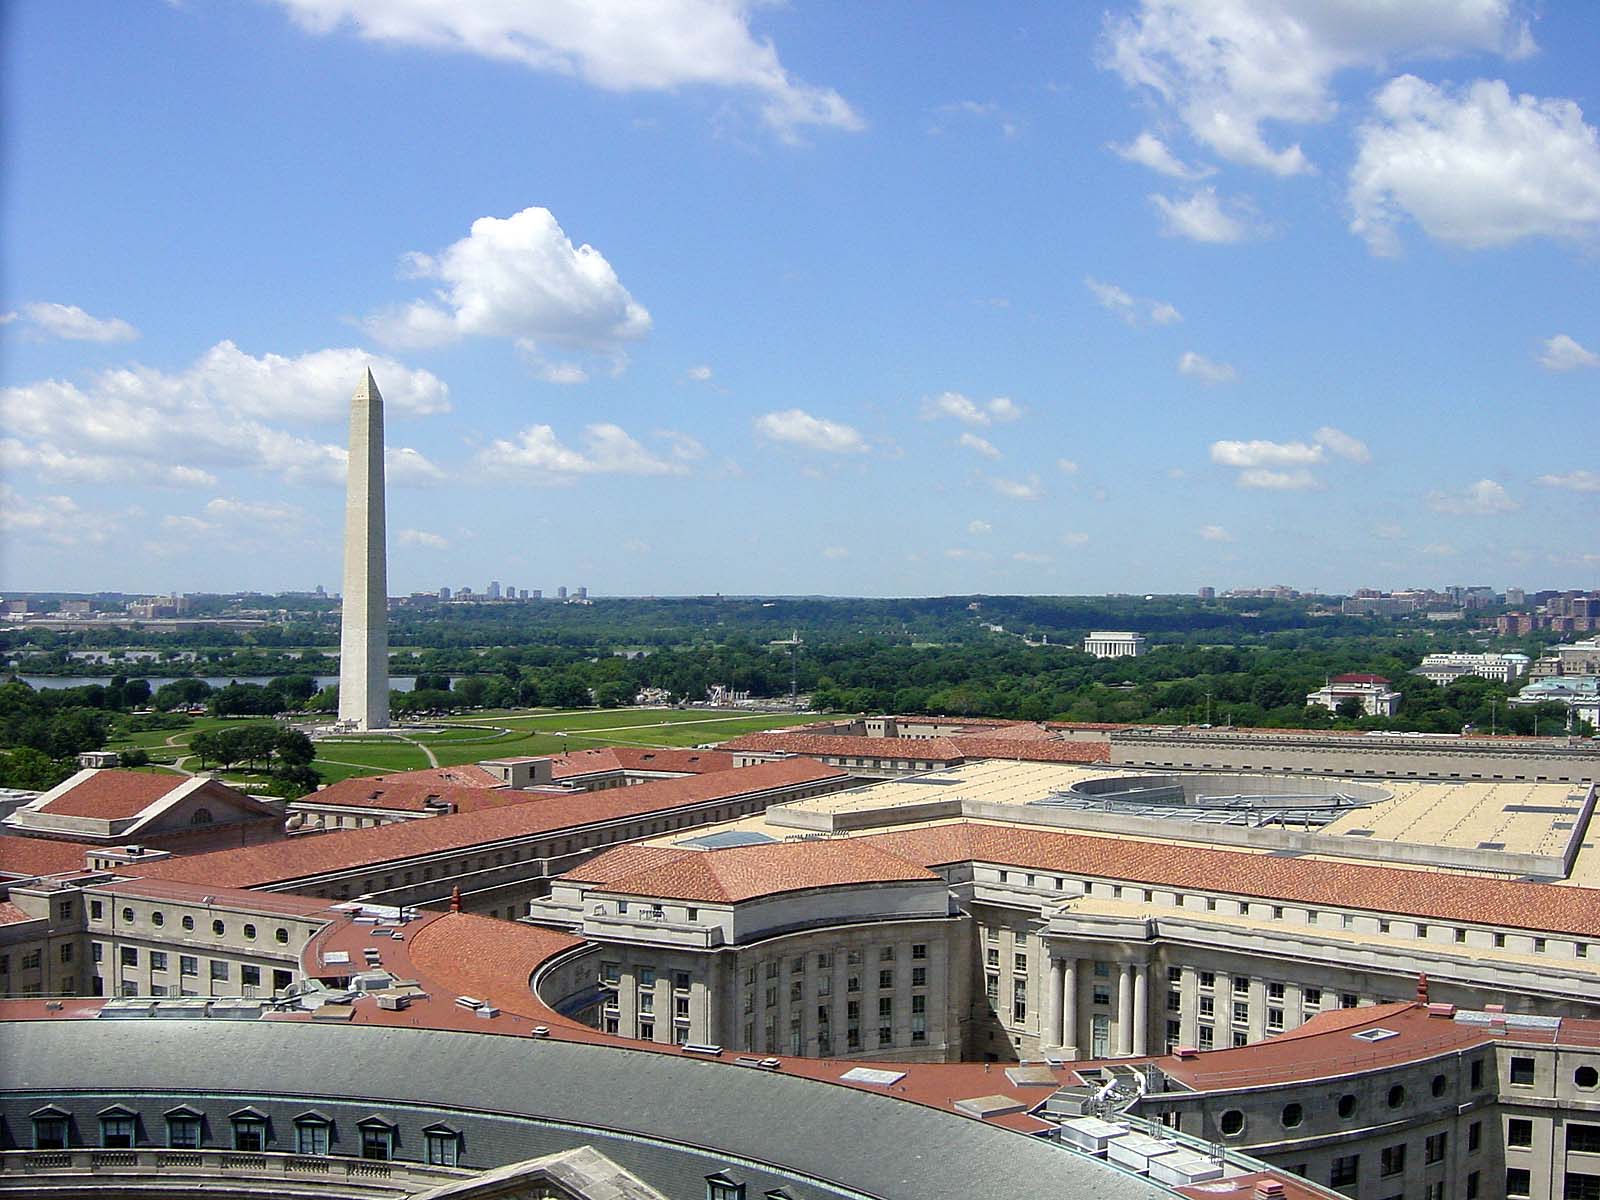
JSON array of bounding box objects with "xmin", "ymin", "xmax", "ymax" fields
[{"xmin": 770, "ymin": 630, "xmax": 803, "ymax": 705}]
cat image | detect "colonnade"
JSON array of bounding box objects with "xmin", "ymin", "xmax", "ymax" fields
[{"xmin": 1040, "ymin": 952, "xmax": 1150, "ymax": 1059}]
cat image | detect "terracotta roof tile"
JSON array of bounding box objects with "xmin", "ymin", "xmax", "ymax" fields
[
  {"xmin": 35, "ymin": 770, "xmax": 188, "ymax": 819},
  {"xmin": 0, "ymin": 834, "xmax": 98, "ymax": 878},
  {"xmin": 132, "ymin": 758, "xmax": 847, "ymax": 889},
  {"xmin": 572, "ymin": 838, "xmax": 939, "ymax": 903},
  {"xmin": 860, "ymin": 821, "xmax": 1600, "ymax": 938},
  {"xmin": 393, "ymin": 911, "xmax": 584, "ymax": 1014},
  {"xmin": 720, "ymin": 731, "xmax": 1109, "ymax": 765},
  {"xmin": 0, "ymin": 900, "xmax": 35, "ymax": 926},
  {"xmin": 300, "ymin": 778, "xmax": 533, "ymax": 814}
]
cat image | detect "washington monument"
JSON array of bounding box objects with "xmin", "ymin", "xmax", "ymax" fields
[{"xmin": 338, "ymin": 368, "xmax": 389, "ymax": 730}]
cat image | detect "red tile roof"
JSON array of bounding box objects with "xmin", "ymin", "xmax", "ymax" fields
[
  {"xmin": 0, "ymin": 900, "xmax": 35, "ymax": 926},
  {"xmin": 720, "ymin": 731, "xmax": 1110, "ymax": 765},
  {"xmin": 404, "ymin": 911, "xmax": 585, "ymax": 1014},
  {"xmin": 298, "ymin": 777, "xmax": 535, "ymax": 814},
  {"xmin": 367, "ymin": 764, "xmax": 503, "ymax": 789},
  {"xmin": 84, "ymin": 876, "xmax": 339, "ymax": 917},
  {"xmin": 131, "ymin": 758, "xmax": 848, "ymax": 889},
  {"xmin": 546, "ymin": 746, "xmax": 738, "ymax": 779},
  {"xmin": 35, "ymin": 770, "xmax": 188, "ymax": 819},
  {"xmin": 567, "ymin": 839, "xmax": 939, "ymax": 903},
  {"xmin": 0, "ymin": 834, "xmax": 98, "ymax": 878},
  {"xmin": 859, "ymin": 821, "xmax": 1600, "ymax": 937}
]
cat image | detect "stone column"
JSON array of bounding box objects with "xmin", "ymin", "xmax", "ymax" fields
[
  {"xmin": 1044, "ymin": 957, "xmax": 1064, "ymax": 1050},
  {"xmin": 1118, "ymin": 962, "xmax": 1135, "ymax": 1056},
  {"xmin": 1133, "ymin": 963, "xmax": 1149, "ymax": 1056},
  {"xmin": 1062, "ymin": 959, "xmax": 1079, "ymax": 1058}
]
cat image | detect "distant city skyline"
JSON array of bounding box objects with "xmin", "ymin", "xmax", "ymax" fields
[{"xmin": 3, "ymin": 2, "xmax": 1599, "ymax": 596}]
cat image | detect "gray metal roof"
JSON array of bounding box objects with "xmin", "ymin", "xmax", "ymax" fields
[{"xmin": 2, "ymin": 1019, "xmax": 1167, "ymax": 1200}]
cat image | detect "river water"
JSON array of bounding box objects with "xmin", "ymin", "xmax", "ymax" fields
[{"xmin": 11, "ymin": 675, "xmax": 420, "ymax": 692}]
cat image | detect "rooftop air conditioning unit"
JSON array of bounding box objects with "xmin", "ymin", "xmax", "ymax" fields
[{"xmin": 530, "ymin": 1026, "xmax": 551, "ymax": 1038}]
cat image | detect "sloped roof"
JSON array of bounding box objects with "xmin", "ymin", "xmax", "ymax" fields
[{"xmin": 34, "ymin": 771, "xmax": 188, "ymax": 819}]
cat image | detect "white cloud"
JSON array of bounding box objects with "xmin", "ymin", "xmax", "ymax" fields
[
  {"xmin": 204, "ymin": 497, "xmax": 306, "ymax": 524},
  {"xmin": 16, "ymin": 301, "xmax": 139, "ymax": 343},
  {"xmin": 685, "ymin": 364, "xmax": 714, "ymax": 382},
  {"xmin": 1538, "ymin": 334, "xmax": 1600, "ymax": 371},
  {"xmin": 0, "ymin": 346, "xmax": 448, "ymax": 491},
  {"xmin": 399, "ymin": 528, "xmax": 450, "ymax": 550},
  {"xmin": 657, "ymin": 431, "xmax": 708, "ymax": 463},
  {"xmin": 990, "ymin": 475, "xmax": 1042, "ymax": 501},
  {"xmin": 1350, "ymin": 77, "xmax": 1600, "ymax": 254},
  {"xmin": 1198, "ymin": 523, "xmax": 1234, "ymax": 543},
  {"xmin": 1013, "ymin": 551, "xmax": 1052, "ymax": 564},
  {"xmin": 271, "ymin": 0, "xmax": 861, "ymax": 138},
  {"xmin": 1060, "ymin": 531, "xmax": 1090, "ymax": 547},
  {"xmin": 1372, "ymin": 522, "xmax": 1406, "ymax": 541},
  {"xmin": 530, "ymin": 358, "xmax": 589, "ymax": 385},
  {"xmin": 479, "ymin": 423, "xmax": 689, "ymax": 480},
  {"xmin": 1536, "ymin": 470, "xmax": 1600, "ymax": 493},
  {"xmin": 387, "ymin": 447, "xmax": 447, "ymax": 486},
  {"xmin": 821, "ymin": 545, "xmax": 850, "ymax": 560},
  {"xmin": 921, "ymin": 391, "xmax": 1021, "ymax": 427},
  {"xmin": 1313, "ymin": 426, "xmax": 1370, "ymax": 464},
  {"xmin": 161, "ymin": 515, "xmax": 216, "ymax": 536},
  {"xmin": 364, "ymin": 208, "xmax": 651, "ymax": 362},
  {"xmin": 1421, "ymin": 542, "xmax": 1458, "ymax": 557},
  {"xmin": 1057, "ymin": 458, "xmax": 1079, "ymax": 475},
  {"xmin": 967, "ymin": 520, "xmax": 993, "ymax": 535},
  {"xmin": 1085, "ymin": 277, "xmax": 1182, "ymax": 326},
  {"xmin": 0, "ymin": 485, "xmax": 108, "ymax": 548},
  {"xmin": 1427, "ymin": 478, "xmax": 1518, "ymax": 516},
  {"xmin": 1109, "ymin": 131, "xmax": 1210, "ymax": 179},
  {"xmin": 1210, "ymin": 439, "xmax": 1320, "ymax": 467},
  {"xmin": 753, "ymin": 409, "xmax": 868, "ymax": 455},
  {"xmin": 1152, "ymin": 189, "xmax": 1254, "ymax": 243},
  {"xmin": 1104, "ymin": 0, "xmax": 1532, "ymax": 177},
  {"xmin": 1238, "ymin": 468, "xmax": 1320, "ymax": 490},
  {"xmin": 1179, "ymin": 351, "xmax": 1238, "ymax": 384},
  {"xmin": 958, "ymin": 432, "xmax": 1000, "ymax": 459}
]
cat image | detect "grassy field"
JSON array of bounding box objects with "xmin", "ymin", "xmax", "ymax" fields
[{"xmin": 97, "ymin": 706, "xmax": 818, "ymax": 787}]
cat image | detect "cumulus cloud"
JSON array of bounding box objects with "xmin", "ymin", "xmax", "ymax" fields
[
  {"xmin": 685, "ymin": 364, "xmax": 714, "ymax": 382},
  {"xmin": 1013, "ymin": 551, "xmax": 1052, "ymax": 564},
  {"xmin": 1212, "ymin": 427, "xmax": 1371, "ymax": 490},
  {"xmin": 1104, "ymin": 0, "xmax": 1532, "ymax": 177},
  {"xmin": 1538, "ymin": 334, "xmax": 1600, "ymax": 371},
  {"xmin": 989, "ymin": 475, "xmax": 1042, "ymax": 501},
  {"xmin": 958, "ymin": 432, "xmax": 1000, "ymax": 459},
  {"xmin": 479, "ymin": 423, "xmax": 690, "ymax": 480},
  {"xmin": 1536, "ymin": 470, "xmax": 1600, "ymax": 493},
  {"xmin": 1178, "ymin": 351, "xmax": 1238, "ymax": 384},
  {"xmin": 1061, "ymin": 531, "xmax": 1090, "ymax": 547},
  {"xmin": 161, "ymin": 514, "xmax": 217, "ymax": 535},
  {"xmin": 1351, "ymin": 77, "xmax": 1600, "ymax": 254},
  {"xmin": 821, "ymin": 545, "xmax": 849, "ymax": 559},
  {"xmin": 1312, "ymin": 425, "xmax": 1371, "ymax": 463},
  {"xmin": 921, "ymin": 391, "xmax": 1023, "ymax": 427},
  {"xmin": 967, "ymin": 519, "xmax": 993, "ymax": 535},
  {"xmin": 271, "ymin": 0, "xmax": 861, "ymax": 138},
  {"xmin": 1198, "ymin": 523, "xmax": 1234, "ymax": 542},
  {"xmin": 0, "ymin": 345, "xmax": 447, "ymax": 490},
  {"xmin": 363, "ymin": 208, "xmax": 651, "ymax": 365},
  {"xmin": 1238, "ymin": 468, "xmax": 1320, "ymax": 490},
  {"xmin": 1057, "ymin": 458, "xmax": 1079, "ymax": 475},
  {"xmin": 204, "ymin": 497, "xmax": 306, "ymax": 524},
  {"xmin": 1109, "ymin": 131, "xmax": 1210, "ymax": 179},
  {"xmin": 0, "ymin": 485, "xmax": 108, "ymax": 548},
  {"xmin": 1152, "ymin": 189, "xmax": 1257, "ymax": 243},
  {"xmin": 1085, "ymin": 277, "xmax": 1182, "ymax": 326},
  {"xmin": 753, "ymin": 409, "xmax": 868, "ymax": 454},
  {"xmin": 1427, "ymin": 478, "xmax": 1518, "ymax": 516},
  {"xmin": 11, "ymin": 301, "xmax": 139, "ymax": 343},
  {"xmin": 399, "ymin": 528, "xmax": 450, "ymax": 550}
]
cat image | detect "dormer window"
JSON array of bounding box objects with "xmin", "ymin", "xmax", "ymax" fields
[
  {"xmin": 230, "ymin": 1108, "xmax": 268, "ymax": 1151},
  {"xmin": 31, "ymin": 1107, "xmax": 69, "ymax": 1150},
  {"xmin": 423, "ymin": 1123, "xmax": 461, "ymax": 1166},
  {"xmin": 294, "ymin": 1112, "xmax": 333, "ymax": 1156},
  {"xmin": 357, "ymin": 1117, "xmax": 396, "ymax": 1161},
  {"xmin": 165, "ymin": 1106, "xmax": 203, "ymax": 1149}
]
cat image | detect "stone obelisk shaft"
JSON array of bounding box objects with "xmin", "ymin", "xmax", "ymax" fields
[{"xmin": 338, "ymin": 369, "xmax": 389, "ymax": 730}]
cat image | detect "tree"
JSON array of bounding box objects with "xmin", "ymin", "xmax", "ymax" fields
[
  {"xmin": 153, "ymin": 678, "xmax": 213, "ymax": 710},
  {"xmin": 123, "ymin": 678, "xmax": 152, "ymax": 707}
]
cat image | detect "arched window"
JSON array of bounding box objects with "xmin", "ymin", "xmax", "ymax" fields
[{"xmin": 190, "ymin": 807, "xmax": 214, "ymax": 826}]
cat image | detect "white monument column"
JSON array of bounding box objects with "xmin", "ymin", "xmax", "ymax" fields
[{"xmin": 338, "ymin": 369, "xmax": 389, "ymax": 730}]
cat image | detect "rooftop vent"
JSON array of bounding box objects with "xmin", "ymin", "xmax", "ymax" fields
[
  {"xmin": 530, "ymin": 1026, "xmax": 551, "ymax": 1038},
  {"xmin": 1351, "ymin": 1028, "xmax": 1400, "ymax": 1043}
]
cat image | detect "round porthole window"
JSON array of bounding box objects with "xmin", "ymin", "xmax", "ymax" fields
[
  {"xmin": 1337, "ymin": 1094, "xmax": 1357, "ymax": 1118},
  {"xmin": 1577, "ymin": 1066, "xmax": 1599, "ymax": 1089},
  {"xmin": 1219, "ymin": 1110, "xmax": 1245, "ymax": 1137},
  {"xmin": 1281, "ymin": 1103, "xmax": 1303, "ymax": 1129}
]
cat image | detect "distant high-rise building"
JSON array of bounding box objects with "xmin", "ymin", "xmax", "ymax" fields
[
  {"xmin": 531, "ymin": 589, "xmax": 543, "ymax": 600},
  {"xmin": 1506, "ymin": 588, "xmax": 1527, "ymax": 607},
  {"xmin": 439, "ymin": 587, "xmax": 451, "ymax": 601},
  {"xmin": 575, "ymin": 586, "xmax": 588, "ymax": 600},
  {"xmin": 1197, "ymin": 587, "xmax": 1215, "ymax": 601},
  {"xmin": 338, "ymin": 369, "xmax": 389, "ymax": 731},
  {"xmin": 487, "ymin": 581, "xmax": 502, "ymax": 600},
  {"xmin": 557, "ymin": 586, "xmax": 568, "ymax": 601}
]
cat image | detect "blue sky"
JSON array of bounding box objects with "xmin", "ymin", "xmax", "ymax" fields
[{"xmin": 3, "ymin": 1, "xmax": 1597, "ymax": 598}]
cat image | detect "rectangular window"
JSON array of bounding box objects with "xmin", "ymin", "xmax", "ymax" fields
[
  {"xmin": 34, "ymin": 1116, "xmax": 68, "ymax": 1150},
  {"xmin": 1232, "ymin": 977, "xmax": 1249, "ymax": 994},
  {"xmin": 986, "ymin": 973, "xmax": 999, "ymax": 1002},
  {"xmin": 1510, "ymin": 1057, "xmax": 1535, "ymax": 1086},
  {"xmin": 1013, "ymin": 952, "xmax": 1027, "ymax": 973},
  {"xmin": 640, "ymin": 967, "xmax": 657, "ymax": 986},
  {"xmin": 360, "ymin": 1127, "xmax": 392, "ymax": 1161},
  {"xmin": 1570, "ymin": 1126, "xmax": 1600, "ymax": 1154},
  {"xmin": 1507, "ymin": 1119, "xmax": 1533, "ymax": 1148},
  {"xmin": 1304, "ymin": 987, "xmax": 1322, "ymax": 1006},
  {"xmin": 1330, "ymin": 1155, "xmax": 1359, "ymax": 1187},
  {"xmin": 120, "ymin": 946, "xmax": 138, "ymax": 967},
  {"xmin": 101, "ymin": 1116, "xmax": 135, "ymax": 1148},
  {"xmin": 1012, "ymin": 977, "xmax": 1027, "ymax": 1023},
  {"xmin": 1233, "ymin": 1002, "xmax": 1249, "ymax": 1025},
  {"xmin": 846, "ymin": 949, "xmax": 862, "ymax": 966},
  {"xmin": 878, "ymin": 969, "xmax": 894, "ymax": 990},
  {"xmin": 911, "ymin": 943, "xmax": 927, "ymax": 960},
  {"xmin": 241, "ymin": 965, "xmax": 260, "ymax": 987},
  {"xmin": 296, "ymin": 1122, "xmax": 330, "ymax": 1156},
  {"xmin": 1566, "ymin": 1175, "xmax": 1600, "ymax": 1200},
  {"xmin": 59, "ymin": 943, "xmax": 73, "ymax": 963},
  {"xmin": 1470, "ymin": 1058, "xmax": 1484, "ymax": 1089},
  {"xmin": 150, "ymin": 951, "xmax": 167, "ymax": 972},
  {"xmin": 1093, "ymin": 986, "xmax": 1111, "ymax": 1007},
  {"xmin": 91, "ymin": 900, "xmax": 104, "ymax": 920},
  {"xmin": 233, "ymin": 1120, "xmax": 265, "ymax": 1152},
  {"xmin": 1198, "ymin": 1025, "xmax": 1213, "ymax": 1049},
  {"xmin": 1507, "ymin": 1168, "xmax": 1531, "ymax": 1197},
  {"xmin": 1424, "ymin": 1132, "xmax": 1447, "ymax": 1163},
  {"xmin": 911, "ymin": 967, "xmax": 926, "ymax": 987},
  {"xmin": 1199, "ymin": 971, "xmax": 1215, "ymax": 988},
  {"xmin": 180, "ymin": 958, "xmax": 197, "ymax": 979},
  {"xmin": 167, "ymin": 1116, "xmax": 200, "ymax": 1149},
  {"xmin": 1167, "ymin": 990, "xmax": 1181, "ymax": 1012},
  {"xmin": 1198, "ymin": 996, "xmax": 1214, "ymax": 1017},
  {"xmin": 1469, "ymin": 1120, "xmax": 1481, "ymax": 1153},
  {"xmin": 210, "ymin": 960, "xmax": 229, "ymax": 982},
  {"xmin": 1267, "ymin": 982, "xmax": 1285, "ymax": 1000},
  {"xmin": 601, "ymin": 961, "xmax": 620, "ymax": 983}
]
